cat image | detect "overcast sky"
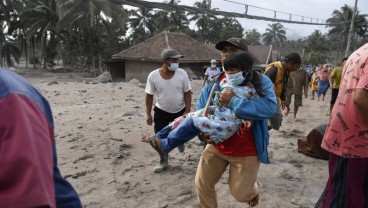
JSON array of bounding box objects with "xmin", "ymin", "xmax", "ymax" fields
[{"xmin": 146, "ymin": 0, "xmax": 368, "ymax": 40}]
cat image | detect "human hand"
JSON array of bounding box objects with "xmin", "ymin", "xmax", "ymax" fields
[
  {"xmin": 219, "ymin": 88, "xmax": 235, "ymax": 107},
  {"xmin": 183, "ymin": 110, "xmax": 190, "ymax": 116},
  {"xmin": 201, "ymin": 133, "xmax": 219, "ymax": 145},
  {"xmin": 146, "ymin": 114, "xmax": 153, "ymax": 125}
]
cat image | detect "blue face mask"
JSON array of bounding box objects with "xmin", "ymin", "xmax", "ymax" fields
[
  {"xmin": 226, "ymin": 71, "xmax": 245, "ymax": 85},
  {"xmin": 168, "ymin": 63, "xmax": 179, "ymax": 71}
]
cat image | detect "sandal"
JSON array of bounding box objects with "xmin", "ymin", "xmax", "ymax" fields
[{"xmin": 142, "ymin": 134, "xmax": 167, "ymax": 160}]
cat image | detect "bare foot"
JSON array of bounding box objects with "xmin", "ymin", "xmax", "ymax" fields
[
  {"xmin": 247, "ymin": 195, "xmax": 259, "ymax": 208},
  {"xmin": 284, "ymin": 109, "xmax": 290, "ymax": 116},
  {"xmin": 293, "ymin": 117, "xmax": 298, "ymax": 122}
]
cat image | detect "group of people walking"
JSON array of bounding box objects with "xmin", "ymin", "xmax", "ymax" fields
[
  {"xmin": 142, "ymin": 38, "xmax": 368, "ymax": 208},
  {"xmin": 1, "ymin": 36, "xmax": 366, "ymax": 207}
]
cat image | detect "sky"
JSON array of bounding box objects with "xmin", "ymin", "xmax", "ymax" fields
[{"xmin": 145, "ymin": 0, "xmax": 368, "ymax": 40}]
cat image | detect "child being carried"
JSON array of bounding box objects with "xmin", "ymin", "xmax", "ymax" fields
[{"xmin": 141, "ymin": 52, "xmax": 259, "ymax": 159}]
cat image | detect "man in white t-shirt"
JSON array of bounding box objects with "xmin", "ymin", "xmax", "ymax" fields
[
  {"xmin": 203, "ymin": 59, "xmax": 221, "ymax": 86},
  {"xmin": 145, "ymin": 48, "xmax": 192, "ymax": 173}
]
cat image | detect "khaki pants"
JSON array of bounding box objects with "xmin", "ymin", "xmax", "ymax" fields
[{"xmin": 195, "ymin": 145, "xmax": 260, "ymax": 208}]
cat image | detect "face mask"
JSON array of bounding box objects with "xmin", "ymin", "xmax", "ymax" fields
[
  {"xmin": 168, "ymin": 63, "xmax": 179, "ymax": 71},
  {"xmin": 211, "ymin": 64, "xmax": 216, "ymax": 69},
  {"xmin": 226, "ymin": 71, "xmax": 245, "ymax": 85}
]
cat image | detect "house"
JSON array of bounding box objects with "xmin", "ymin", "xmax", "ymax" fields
[
  {"xmin": 106, "ymin": 32, "xmax": 220, "ymax": 82},
  {"xmin": 107, "ymin": 31, "xmax": 285, "ymax": 82}
]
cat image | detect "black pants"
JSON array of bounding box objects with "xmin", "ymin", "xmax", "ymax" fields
[
  {"xmin": 153, "ymin": 106, "xmax": 185, "ymax": 133},
  {"xmin": 330, "ymin": 88, "xmax": 339, "ymax": 105}
]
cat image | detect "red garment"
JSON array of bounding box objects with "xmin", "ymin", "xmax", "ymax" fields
[
  {"xmin": 0, "ymin": 94, "xmax": 55, "ymax": 208},
  {"xmin": 214, "ymin": 73, "xmax": 257, "ymax": 156}
]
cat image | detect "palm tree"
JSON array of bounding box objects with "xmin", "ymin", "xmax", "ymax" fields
[
  {"xmin": 304, "ymin": 30, "xmax": 329, "ymax": 53},
  {"xmin": 326, "ymin": 4, "xmax": 368, "ymax": 56},
  {"xmin": 188, "ymin": 0, "xmax": 217, "ymax": 43},
  {"xmin": 152, "ymin": 0, "xmax": 189, "ymax": 33},
  {"xmin": 0, "ymin": 40, "xmax": 21, "ymax": 67},
  {"xmin": 129, "ymin": 8, "xmax": 156, "ymax": 41},
  {"xmin": 262, "ymin": 23, "xmax": 287, "ymax": 46},
  {"xmin": 244, "ymin": 29, "xmax": 261, "ymax": 45},
  {"xmin": 57, "ymin": 0, "xmax": 127, "ymax": 70},
  {"xmin": 217, "ymin": 17, "xmax": 243, "ymax": 40},
  {"xmin": 22, "ymin": 0, "xmax": 59, "ymax": 68},
  {"xmin": 129, "ymin": 8, "xmax": 156, "ymax": 33},
  {"xmin": 57, "ymin": 0, "xmax": 126, "ymax": 31},
  {"xmin": 0, "ymin": 0, "xmax": 23, "ymax": 68},
  {"xmin": 302, "ymin": 30, "xmax": 332, "ymax": 63}
]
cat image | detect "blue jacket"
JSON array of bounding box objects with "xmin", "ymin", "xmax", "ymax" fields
[{"xmin": 196, "ymin": 72, "xmax": 276, "ymax": 164}]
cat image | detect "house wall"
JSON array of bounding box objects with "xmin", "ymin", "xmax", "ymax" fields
[
  {"xmin": 108, "ymin": 62, "xmax": 125, "ymax": 81},
  {"xmin": 125, "ymin": 60, "xmax": 161, "ymax": 82}
]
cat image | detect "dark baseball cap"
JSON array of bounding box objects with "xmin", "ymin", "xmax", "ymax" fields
[
  {"xmin": 215, "ymin": 38, "xmax": 248, "ymax": 51},
  {"xmin": 161, "ymin": 48, "xmax": 184, "ymax": 60}
]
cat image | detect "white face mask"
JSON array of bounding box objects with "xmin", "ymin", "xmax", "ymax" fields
[
  {"xmin": 226, "ymin": 71, "xmax": 245, "ymax": 85},
  {"xmin": 211, "ymin": 64, "xmax": 216, "ymax": 69},
  {"xmin": 168, "ymin": 63, "xmax": 179, "ymax": 71}
]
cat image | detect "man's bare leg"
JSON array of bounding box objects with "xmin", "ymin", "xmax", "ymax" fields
[
  {"xmin": 284, "ymin": 105, "xmax": 290, "ymax": 116},
  {"xmin": 293, "ymin": 106, "xmax": 299, "ymax": 121}
]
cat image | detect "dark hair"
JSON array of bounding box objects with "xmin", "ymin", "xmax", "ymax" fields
[
  {"xmin": 284, "ymin": 52, "xmax": 301, "ymax": 64},
  {"xmin": 223, "ymin": 51, "xmax": 265, "ymax": 97},
  {"xmin": 341, "ymin": 57, "xmax": 348, "ymax": 62}
]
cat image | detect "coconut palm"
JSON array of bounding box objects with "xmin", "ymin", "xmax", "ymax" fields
[
  {"xmin": 129, "ymin": 8, "xmax": 156, "ymax": 34},
  {"xmin": 57, "ymin": 0, "xmax": 126, "ymax": 32},
  {"xmin": 22, "ymin": 0, "xmax": 59, "ymax": 68},
  {"xmin": 0, "ymin": 40, "xmax": 21, "ymax": 67},
  {"xmin": 217, "ymin": 17, "xmax": 243, "ymax": 40},
  {"xmin": 57, "ymin": 0, "xmax": 127, "ymax": 70},
  {"xmin": 188, "ymin": 0, "xmax": 217, "ymax": 43},
  {"xmin": 129, "ymin": 8, "xmax": 156, "ymax": 42},
  {"xmin": 304, "ymin": 30, "xmax": 329, "ymax": 53},
  {"xmin": 326, "ymin": 4, "xmax": 368, "ymax": 55},
  {"xmin": 262, "ymin": 23, "xmax": 287, "ymax": 46},
  {"xmin": 245, "ymin": 29, "xmax": 261, "ymax": 45},
  {"xmin": 0, "ymin": 0, "xmax": 23, "ymax": 67},
  {"xmin": 152, "ymin": 0, "xmax": 189, "ymax": 33}
]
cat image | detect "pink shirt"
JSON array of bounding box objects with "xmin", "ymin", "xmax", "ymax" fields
[
  {"xmin": 321, "ymin": 44, "xmax": 368, "ymax": 158},
  {"xmin": 317, "ymin": 69, "xmax": 331, "ymax": 81}
]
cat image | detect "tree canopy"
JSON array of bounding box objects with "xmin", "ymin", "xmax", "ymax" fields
[{"xmin": 1, "ymin": 0, "xmax": 367, "ymax": 68}]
